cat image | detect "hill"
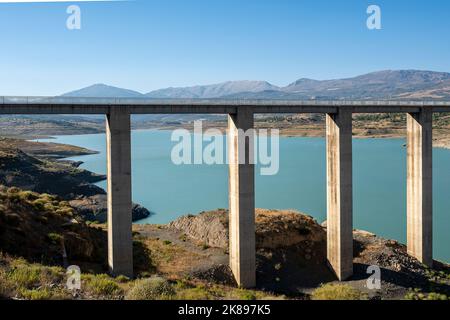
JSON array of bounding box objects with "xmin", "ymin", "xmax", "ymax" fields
[
  {"xmin": 1, "ymin": 202, "xmax": 449, "ymax": 300},
  {"xmin": 145, "ymin": 81, "xmax": 279, "ymax": 99}
]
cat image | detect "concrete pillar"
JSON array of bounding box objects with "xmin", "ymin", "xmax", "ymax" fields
[
  {"xmin": 106, "ymin": 108, "xmax": 133, "ymax": 278},
  {"xmin": 407, "ymin": 109, "xmax": 433, "ymax": 267},
  {"xmin": 228, "ymin": 107, "xmax": 256, "ymax": 288},
  {"xmin": 326, "ymin": 107, "xmax": 353, "ymax": 280}
]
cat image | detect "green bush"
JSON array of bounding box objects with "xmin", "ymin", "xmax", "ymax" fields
[
  {"xmin": 0, "ymin": 272, "xmax": 14, "ymax": 299},
  {"xmin": 47, "ymin": 233, "xmax": 63, "ymax": 244},
  {"xmin": 126, "ymin": 277, "xmax": 175, "ymax": 300},
  {"xmin": 31, "ymin": 199, "xmax": 47, "ymax": 211},
  {"xmin": 8, "ymin": 266, "xmax": 43, "ymax": 289},
  {"xmin": 19, "ymin": 288, "xmax": 54, "ymax": 300},
  {"xmin": 6, "ymin": 187, "xmax": 21, "ymax": 194},
  {"xmin": 6, "ymin": 264, "xmax": 63, "ymax": 298},
  {"xmin": 311, "ymin": 283, "xmax": 365, "ymax": 300},
  {"xmin": 19, "ymin": 191, "xmax": 38, "ymax": 201},
  {"xmin": 55, "ymin": 207, "xmax": 74, "ymax": 217},
  {"xmin": 84, "ymin": 274, "xmax": 123, "ymax": 298},
  {"xmin": 115, "ymin": 275, "xmax": 130, "ymax": 283}
]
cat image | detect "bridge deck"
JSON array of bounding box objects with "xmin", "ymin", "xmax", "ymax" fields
[{"xmin": 0, "ymin": 97, "xmax": 449, "ymax": 114}]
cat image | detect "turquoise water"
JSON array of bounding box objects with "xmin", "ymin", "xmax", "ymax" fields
[{"xmin": 38, "ymin": 131, "xmax": 450, "ymax": 263}]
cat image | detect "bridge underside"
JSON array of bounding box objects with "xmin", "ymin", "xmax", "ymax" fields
[{"xmin": 1, "ymin": 98, "xmax": 446, "ymax": 287}]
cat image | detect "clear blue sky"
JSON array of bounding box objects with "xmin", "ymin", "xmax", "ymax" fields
[{"xmin": 0, "ymin": 0, "xmax": 449, "ymax": 95}]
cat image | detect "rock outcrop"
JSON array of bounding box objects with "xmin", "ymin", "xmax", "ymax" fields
[
  {"xmin": 70, "ymin": 194, "xmax": 151, "ymax": 223},
  {"xmin": 168, "ymin": 208, "xmax": 325, "ymax": 250},
  {"xmin": 168, "ymin": 209, "xmax": 229, "ymax": 248},
  {"xmin": 168, "ymin": 209, "xmax": 450, "ymax": 297}
]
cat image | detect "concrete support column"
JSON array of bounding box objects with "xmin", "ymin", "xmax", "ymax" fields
[
  {"xmin": 106, "ymin": 108, "xmax": 133, "ymax": 278},
  {"xmin": 407, "ymin": 108, "xmax": 433, "ymax": 267},
  {"xmin": 228, "ymin": 107, "xmax": 256, "ymax": 288},
  {"xmin": 326, "ymin": 107, "xmax": 353, "ymax": 280}
]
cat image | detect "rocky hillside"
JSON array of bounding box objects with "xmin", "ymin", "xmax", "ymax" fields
[
  {"xmin": 0, "ymin": 186, "xmax": 106, "ymax": 266},
  {"xmin": 0, "ymin": 138, "xmax": 150, "ymax": 222},
  {"xmin": 63, "ymin": 70, "xmax": 450, "ymax": 100},
  {"xmin": 0, "ymin": 202, "xmax": 448, "ymax": 300},
  {"xmin": 0, "ymin": 141, "xmax": 104, "ymax": 198}
]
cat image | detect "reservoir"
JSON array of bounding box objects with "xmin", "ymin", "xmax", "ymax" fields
[{"xmin": 39, "ymin": 130, "xmax": 450, "ymax": 263}]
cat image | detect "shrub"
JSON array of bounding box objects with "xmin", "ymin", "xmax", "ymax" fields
[
  {"xmin": 31, "ymin": 199, "xmax": 47, "ymax": 211},
  {"xmin": 115, "ymin": 275, "xmax": 130, "ymax": 283},
  {"xmin": 7, "ymin": 187, "xmax": 21, "ymax": 194},
  {"xmin": 84, "ymin": 274, "xmax": 123, "ymax": 298},
  {"xmin": 175, "ymin": 279, "xmax": 192, "ymax": 290},
  {"xmin": 19, "ymin": 288, "xmax": 54, "ymax": 300},
  {"xmin": 9, "ymin": 266, "xmax": 42, "ymax": 289},
  {"xmin": 55, "ymin": 207, "xmax": 74, "ymax": 217},
  {"xmin": 47, "ymin": 233, "xmax": 63, "ymax": 244},
  {"xmin": 425, "ymin": 292, "xmax": 448, "ymax": 300},
  {"xmin": 176, "ymin": 287, "xmax": 211, "ymax": 300},
  {"xmin": 311, "ymin": 283, "xmax": 365, "ymax": 300},
  {"xmin": 126, "ymin": 277, "xmax": 175, "ymax": 300},
  {"xmin": 237, "ymin": 289, "xmax": 257, "ymax": 300},
  {"xmin": 19, "ymin": 191, "xmax": 38, "ymax": 201},
  {"xmin": 405, "ymin": 289, "xmax": 449, "ymax": 300}
]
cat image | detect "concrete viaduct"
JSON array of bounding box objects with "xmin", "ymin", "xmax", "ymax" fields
[{"xmin": 1, "ymin": 97, "xmax": 449, "ymax": 288}]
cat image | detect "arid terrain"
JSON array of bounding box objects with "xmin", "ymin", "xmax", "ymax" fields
[
  {"xmin": 0, "ymin": 129, "xmax": 449, "ymax": 300},
  {"xmin": 0, "ymin": 138, "xmax": 150, "ymax": 223}
]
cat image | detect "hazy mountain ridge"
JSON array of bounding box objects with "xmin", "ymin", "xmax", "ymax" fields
[
  {"xmin": 62, "ymin": 70, "xmax": 450, "ymax": 100},
  {"xmin": 63, "ymin": 84, "xmax": 144, "ymax": 98},
  {"xmin": 145, "ymin": 81, "xmax": 279, "ymax": 98}
]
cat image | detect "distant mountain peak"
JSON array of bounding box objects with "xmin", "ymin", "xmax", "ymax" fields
[{"xmin": 63, "ymin": 84, "xmax": 144, "ymax": 98}]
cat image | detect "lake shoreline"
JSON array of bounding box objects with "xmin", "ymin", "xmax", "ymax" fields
[{"xmin": 29, "ymin": 125, "xmax": 450, "ymax": 150}]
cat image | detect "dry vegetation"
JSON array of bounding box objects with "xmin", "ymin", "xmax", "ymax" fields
[
  {"xmin": 0, "ymin": 186, "xmax": 449, "ymax": 300},
  {"xmin": 311, "ymin": 283, "xmax": 366, "ymax": 300}
]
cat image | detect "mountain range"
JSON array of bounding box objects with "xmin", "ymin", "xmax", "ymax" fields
[{"xmin": 62, "ymin": 70, "xmax": 450, "ymax": 100}]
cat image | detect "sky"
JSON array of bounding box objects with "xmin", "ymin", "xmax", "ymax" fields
[{"xmin": 0, "ymin": 0, "xmax": 449, "ymax": 95}]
